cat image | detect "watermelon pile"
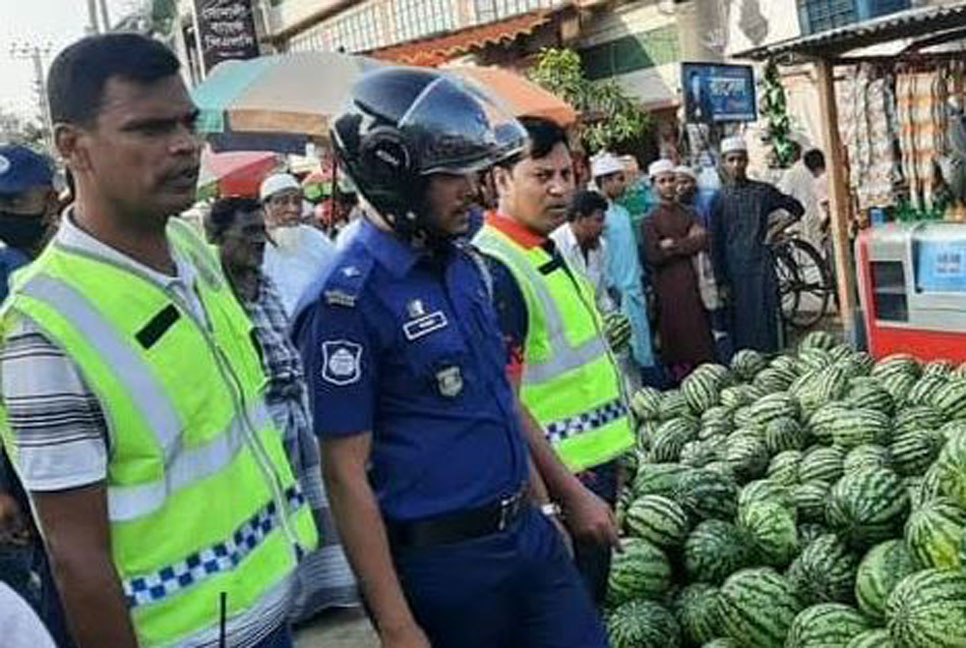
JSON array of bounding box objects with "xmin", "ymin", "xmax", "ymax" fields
[{"xmin": 609, "ymin": 334, "xmax": 966, "ymax": 648}]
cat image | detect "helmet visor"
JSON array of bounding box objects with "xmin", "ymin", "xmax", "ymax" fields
[{"xmin": 398, "ymin": 76, "xmax": 527, "ymax": 176}]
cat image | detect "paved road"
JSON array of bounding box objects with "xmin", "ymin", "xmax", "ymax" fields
[{"xmin": 295, "ymin": 608, "xmax": 379, "ymax": 648}]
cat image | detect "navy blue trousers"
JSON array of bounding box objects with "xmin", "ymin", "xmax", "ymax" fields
[{"xmin": 393, "ymin": 507, "xmax": 608, "ymax": 648}]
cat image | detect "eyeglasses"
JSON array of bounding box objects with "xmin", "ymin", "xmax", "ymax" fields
[{"xmin": 267, "ymin": 192, "xmax": 302, "ymax": 207}]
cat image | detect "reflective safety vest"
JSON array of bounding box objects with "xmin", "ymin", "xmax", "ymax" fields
[
  {"xmin": 475, "ymin": 223, "xmax": 633, "ymax": 472},
  {"xmin": 0, "ymin": 218, "xmax": 317, "ymax": 648}
]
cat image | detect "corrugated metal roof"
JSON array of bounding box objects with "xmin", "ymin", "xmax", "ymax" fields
[{"xmin": 736, "ymin": 2, "xmax": 966, "ymax": 60}]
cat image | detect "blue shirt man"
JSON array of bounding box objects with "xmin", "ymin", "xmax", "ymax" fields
[{"xmin": 299, "ymin": 68, "xmax": 607, "ymax": 648}]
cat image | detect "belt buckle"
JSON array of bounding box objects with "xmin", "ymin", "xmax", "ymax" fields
[{"xmin": 497, "ymin": 490, "xmax": 522, "ymax": 531}]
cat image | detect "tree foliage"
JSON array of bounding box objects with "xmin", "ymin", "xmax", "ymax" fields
[
  {"xmin": 0, "ymin": 109, "xmax": 47, "ymax": 151},
  {"xmin": 760, "ymin": 59, "xmax": 795, "ymax": 169},
  {"xmin": 529, "ymin": 47, "xmax": 650, "ymax": 154}
]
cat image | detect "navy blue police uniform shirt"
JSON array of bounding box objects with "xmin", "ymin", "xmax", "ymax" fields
[{"xmin": 298, "ymin": 218, "xmax": 530, "ymax": 523}]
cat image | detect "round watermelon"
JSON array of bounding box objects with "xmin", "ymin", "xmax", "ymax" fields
[
  {"xmin": 846, "ymin": 629, "xmax": 894, "ymax": 648},
  {"xmin": 672, "ymin": 583, "xmax": 721, "ymax": 646},
  {"xmin": 894, "ymin": 404, "xmax": 943, "ymax": 433},
  {"xmin": 785, "ymin": 603, "xmax": 873, "ymax": 648},
  {"xmin": 765, "ymin": 417, "xmax": 809, "ymax": 455},
  {"xmin": 684, "ymin": 519, "xmax": 751, "ymax": 584},
  {"xmin": 787, "ymin": 533, "xmax": 859, "ymax": 605},
  {"xmin": 854, "ymin": 539, "xmax": 918, "ymax": 622},
  {"xmin": 904, "ymin": 497, "xmax": 966, "ymax": 570},
  {"xmin": 607, "ymin": 599, "xmax": 681, "ymax": 648},
  {"xmin": 738, "ymin": 479, "xmax": 794, "ymax": 509},
  {"xmin": 793, "ymin": 481, "xmax": 832, "ymax": 523},
  {"xmin": 929, "ymin": 429, "xmax": 966, "ymax": 509},
  {"xmin": 724, "ymin": 435, "xmax": 769, "ymax": 480},
  {"xmin": 799, "ymin": 446, "xmax": 845, "ymax": 484},
  {"xmin": 624, "ymin": 494, "xmax": 691, "ymax": 550},
  {"xmin": 886, "ymin": 568, "xmax": 966, "ymax": 648},
  {"xmin": 731, "ymin": 349, "xmax": 767, "ymax": 381},
  {"xmin": 830, "ymin": 407, "xmax": 892, "ymax": 450},
  {"xmin": 717, "ymin": 567, "xmax": 803, "ymax": 648},
  {"xmin": 631, "ymin": 387, "xmax": 663, "ymax": 420},
  {"xmin": 673, "ymin": 468, "xmax": 739, "ymax": 522},
  {"xmin": 825, "ymin": 467, "xmax": 909, "ymax": 550},
  {"xmin": 767, "ymin": 450, "xmax": 804, "ymax": 485},
  {"xmin": 843, "ymin": 444, "xmax": 892, "ymax": 473},
  {"xmin": 607, "ymin": 538, "xmax": 672, "ymax": 605},
  {"xmin": 632, "ymin": 462, "xmax": 690, "ymax": 498},
  {"xmin": 738, "ymin": 499, "xmax": 798, "ymax": 567},
  {"xmin": 890, "ymin": 429, "xmax": 944, "ymax": 477}
]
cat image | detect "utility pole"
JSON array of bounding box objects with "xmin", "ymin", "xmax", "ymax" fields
[
  {"xmin": 98, "ymin": 0, "xmax": 111, "ymax": 32},
  {"xmin": 8, "ymin": 42, "xmax": 54, "ymax": 153},
  {"xmin": 86, "ymin": 0, "xmax": 101, "ymax": 34}
]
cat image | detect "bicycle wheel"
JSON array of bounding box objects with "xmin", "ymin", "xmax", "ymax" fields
[
  {"xmin": 772, "ymin": 244, "xmax": 801, "ymax": 325},
  {"xmin": 784, "ymin": 238, "xmax": 833, "ymax": 329}
]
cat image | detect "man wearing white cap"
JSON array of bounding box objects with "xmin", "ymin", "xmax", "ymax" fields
[
  {"xmin": 260, "ymin": 172, "xmax": 338, "ymax": 316},
  {"xmin": 592, "ymin": 152, "xmax": 655, "ymax": 384},
  {"xmin": 710, "ymin": 136, "xmax": 804, "ymax": 353}
]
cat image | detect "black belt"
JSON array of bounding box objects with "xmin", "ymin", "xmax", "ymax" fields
[{"xmin": 387, "ymin": 487, "xmax": 529, "ymax": 549}]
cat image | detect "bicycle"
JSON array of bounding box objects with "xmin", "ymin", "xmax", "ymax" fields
[{"xmin": 770, "ymin": 228, "xmax": 836, "ymax": 329}]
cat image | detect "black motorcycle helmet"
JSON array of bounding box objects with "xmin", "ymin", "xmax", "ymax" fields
[{"xmin": 331, "ymin": 67, "xmax": 526, "ymax": 240}]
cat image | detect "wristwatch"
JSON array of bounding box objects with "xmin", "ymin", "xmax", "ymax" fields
[{"xmin": 540, "ymin": 502, "xmax": 562, "ymax": 518}]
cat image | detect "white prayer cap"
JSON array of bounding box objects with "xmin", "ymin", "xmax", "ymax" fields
[
  {"xmin": 259, "ymin": 173, "xmax": 301, "ymax": 202},
  {"xmin": 648, "ymin": 159, "xmax": 676, "ymax": 178},
  {"xmin": 591, "ymin": 152, "xmax": 624, "ymax": 178},
  {"xmin": 675, "ymin": 165, "xmax": 697, "ymax": 179},
  {"xmin": 720, "ymin": 136, "xmax": 748, "ymax": 155}
]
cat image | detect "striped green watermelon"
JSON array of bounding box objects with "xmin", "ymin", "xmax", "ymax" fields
[
  {"xmin": 717, "ymin": 567, "xmax": 803, "ymax": 648},
  {"xmin": 798, "ymin": 347, "xmax": 835, "ymax": 373},
  {"xmin": 825, "ymin": 467, "xmax": 909, "ymax": 550},
  {"xmin": 799, "ymin": 446, "xmax": 845, "ymax": 484},
  {"xmin": 632, "ymin": 462, "xmax": 690, "ymax": 498},
  {"xmin": 880, "ymin": 372, "xmax": 918, "ymax": 408},
  {"xmin": 724, "ymin": 435, "xmax": 769, "ymax": 480},
  {"xmin": 732, "ymin": 406, "xmax": 755, "ymax": 429},
  {"xmin": 912, "ymin": 465, "xmax": 945, "ymax": 508},
  {"xmin": 673, "ymin": 468, "xmax": 739, "ymax": 522},
  {"xmin": 649, "ymin": 418, "xmax": 698, "ymax": 462},
  {"xmin": 738, "ymin": 479, "xmax": 794, "ymax": 509},
  {"xmin": 925, "ymin": 359, "xmax": 956, "ymax": 376},
  {"xmin": 660, "ymin": 390, "xmax": 691, "ymax": 420},
  {"xmin": 894, "ymin": 404, "xmax": 943, "ymax": 433},
  {"xmin": 843, "ymin": 444, "xmax": 891, "ymax": 473},
  {"xmin": 886, "ymin": 568, "xmax": 966, "ymax": 648},
  {"xmin": 625, "ymin": 495, "xmax": 691, "ymax": 549},
  {"xmin": 940, "ymin": 419, "xmax": 966, "ymax": 442},
  {"xmin": 703, "ymin": 461, "xmax": 736, "ymax": 479},
  {"xmin": 906, "ymin": 373, "xmax": 950, "ymax": 408},
  {"xmin": 684, "ymin": 520, "xmax": 751, "ymax": 584},
  {"xmin": 637, "ymin": 420, "xmax": 658, "ymax": 452},
  {"xmin": 904, "ymin": 497, "xmax": 966, "ymax": 570},
  {"xmin": 846, "ymin": 629, "xmax": 894, "ymax": 648},
  {"xmin": 890, "ymin": 429, "xmax": 944, "ymax": 477},
  {"xmin": 930, "ymin": 429, "xmax": 966, "ymax": 509},
  {"xmin": 738, "ymin": 499, "xmax": 798, "ymax": 567},
  {"xmin": 631, "ymin": 386, "xmax": 663, "ymax": 420},
  {"xmin": 680, "ymin": 439, "xmax": 721, "ymax": 468},
  {"xmin": 846, "ymin": 378, "xmax": 895, "ymax": 415},
  {"xmin": 768, "ymin": 450, "xmax": 804, "ymax": 485},
  {"xmin": 607, "ymin": 599, "xmax": 681, "ymax": 648},
  {"xmin": 699, "ymin": 420, "xmax": 732, "ymax": 441},
  {"xmin": 607, "ymin": 538, "xmax": 672, "ymax": 605},
  {"xmin": 871, "ymin": 353, "xmax": 921, "ymax": 381},
  {"xmin": 793, "ymin": 481, "xmax": 833, "ymax": 523},
  {"xmin": 850, "ymin": 351, "xmax": 876, "ymax": 375},
  {"xmin": 829, "ymin": 344, "xmax": 854, "ymax": 363},
  {"xmin": 772, "ymin": 353, "xmax": 802, "ymax": 374},
  {"xmin": 719, "ymin": 384, "xmax": 763, "ymax": 410},
  {"xmin": 799, "ymin": 331, "xmax": 838, "ymax": 352},
  {"xmin": 765, "ymin": 417, "xmax": 809, "ymax": 454},
  {"xmin": 672, "ymin": 584, "xmax": 721, "ymax": 646},
  {"xmin": 932, "ymin": 378, "xmax": 966, "ymax": 420},
  {"xmin": 796, "ymin": 365, "xmax": 850, "ymax": 414},
  {"xmin": 830, "ymin": 407, "xmax": 892, "ymax": 450},
  {"xmin": 749, "ymin": 392, "xmax": 800, "ymax": 426},
  {"xmin": 809, "ymin": 402, "xmax": 852, "ymax": 445},
  {"xmin": 702, "ymin": 404, "xmax": 734, "ymax": 424},
  {"xmin": 787, "ymin": 533, "xmax": 859, "ymax": 605},
  {"xmin": 683, "ymin": 370, "xmax": 723, "ymax": 414},
  {"xmin": 702, "ymin": 639, "xmax": 739, "ymax": 648},
  {"xmin": 835, "ymin": 356, "xmax": 872, "ymax": 379},
  {"xmin": 731, "ymin": 349, "xmax": 767, "ymax": 381},
  {"xmin": 854, "ymin": 539, "xmax": 918, "ymax": 621},
  {"xmin": 785, "ymin": 603, "xmax": 872, "ymax": 648},
  {"xmin": 754, "ymin": 367, "xmax": 798, "ymax": 393}
]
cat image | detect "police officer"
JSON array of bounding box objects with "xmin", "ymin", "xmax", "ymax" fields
[{"xmin": 298, "ymin": 68, "xmax": 609, "ymax": 648}]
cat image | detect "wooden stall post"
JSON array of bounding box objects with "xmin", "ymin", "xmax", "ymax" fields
[{"xmin": 815, "ymin": 57, "xmax": 859, "ymax": 342}]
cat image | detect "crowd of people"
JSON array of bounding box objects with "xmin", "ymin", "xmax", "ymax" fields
[{"xmin": 0, "ymin": 31, "xmax": 824, "ymax": 648}]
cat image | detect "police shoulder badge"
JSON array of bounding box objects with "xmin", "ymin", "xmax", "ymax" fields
[{"xmin": 321, "ymin": 339, "xmax": 363, "ymax": 386}]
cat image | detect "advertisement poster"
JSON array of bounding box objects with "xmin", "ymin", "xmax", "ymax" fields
[
  {"xmin": 682, "ymin": 63, "xmax": 758, "ymax": 124},
  {"xmin": 194, "ymin": 0, "xmax": 259, "ymax": 73}
]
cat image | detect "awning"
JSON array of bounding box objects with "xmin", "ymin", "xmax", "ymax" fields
[
  {"xmin": 735, "ymin": 2, "xmax": 966, "ymax": 60},
  {"xmin": 368, "ymin": 8, "xmax": 557, "ymax": 67}
]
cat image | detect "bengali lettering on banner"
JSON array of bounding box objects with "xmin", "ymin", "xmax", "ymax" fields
[{"xmin": 194, "ymin": 0, "xmax": 260, "ymax": 72}]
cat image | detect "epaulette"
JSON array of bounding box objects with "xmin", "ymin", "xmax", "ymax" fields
[{"xmin": 321, "ymin": 254, "xmax": 374, "ymax": 308}]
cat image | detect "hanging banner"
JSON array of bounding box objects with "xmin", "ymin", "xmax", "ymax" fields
[
  {"xmin": 681, "ymin": 62, "xmax": 758, "ymax": 124},
  {"xmin": 194, "ymin": 0, "xmax": 259, "ymax": 73}
]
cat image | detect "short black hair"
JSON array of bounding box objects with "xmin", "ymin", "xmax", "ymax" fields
[
  {"xmin": 206, "ymin": 197, "xmax": 262, "ymax": 242},
  {"xmin": 568, "ymin": 190, "xmax": 608, "ymax": 222},
  {"xmin": 500, "ymin": 116, "xmax": 569, "ymax": 168},
  {"xmin": 48, "ymin": 33, "xmax": 181, "ymax": 127},
  {"xmin": 803, "ymin": 149, "xmax": 826, "ymax": 173}
]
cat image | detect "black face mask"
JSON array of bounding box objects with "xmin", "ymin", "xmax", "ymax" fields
[{"xmin": 0, "ymin": 212, "xmax": 48, "ymax": 254}]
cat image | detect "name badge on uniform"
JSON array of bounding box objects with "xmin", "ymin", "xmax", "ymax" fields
[
  {"xmin": 403, "ymin": 310, "xmax": 448, "ymax": 341},
  {"xmin": 321, "ymin": 340, "xmax": 362, "ymax": 386},
  {"xmin": 436, "ymin": 365, "xmax": 463, "ymax": 398}
]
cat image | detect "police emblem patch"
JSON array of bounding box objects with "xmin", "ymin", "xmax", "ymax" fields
[
  {"xmin": 321, "ymin": 340, "xmax": 363, "ymax": 386},
  {"xmin": 0, "ymin": 155, "xmax": 9, "ymax": 176},
  {"xmin": 436, "ymin": 365, "xmax": 463, "ymax": 398}
]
